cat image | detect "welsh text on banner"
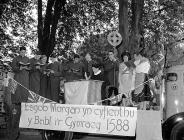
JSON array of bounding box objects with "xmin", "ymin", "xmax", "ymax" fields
[{"xmin": 19, "ymin": 103, "xmax": 137, "ymax": 136}]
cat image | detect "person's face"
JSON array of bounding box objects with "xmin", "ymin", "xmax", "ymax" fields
[
  {"xmin": 123, "ymin": 55, "xmax": 129, "ymax": 62},
  {"xmin": 108, "ymin": 52, "xmax": 114, "ymax": 61},
  {"xmin": 41, "ymin": 56, "xmax": 47, "ymax": 64},
  {"xmin": 85, "ymin": 53, "xmax": 91, "ymax": 61},
  {"xmin": 74, "ymin": 57, "xmax": 79, "ymax": 63},
  {"xmin": 134, "ymin": 54, "xmax": 140, "ymax": 61},
  {"xmin": 20, "ymin": 50, "xmax": 26, "ymax": 57}
]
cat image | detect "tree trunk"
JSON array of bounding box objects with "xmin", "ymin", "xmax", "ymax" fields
[
  {"xmin": 118, "ymin": 0, "xmax": 129, "ymax": 57},
  {"xmin": 41, "ymin": 0, "xmax": 55, "ymax": 57},
  {"xmin": 37, "ymin": 0, "xmax": 43, "ymax": 53},
  {"xmin": 129, "ymin": 0, "xmax": 144, "ymax": 53},
  {"xmin": 48, "ymin": 0, "xmax": 66, "ymax": 54},
  {"xmin": 38, "ymin": 0, "xmax": 66, "ymax": 58}
]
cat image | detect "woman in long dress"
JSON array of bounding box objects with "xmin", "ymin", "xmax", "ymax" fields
[{"xmin": 118, "ymin": 51, "xmax": 135, "ymax": 106}]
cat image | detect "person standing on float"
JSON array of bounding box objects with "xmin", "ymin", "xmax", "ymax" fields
[
  {"xmin": 118, "ymin": 51, "xmax": 135, "ymax": 106},
  {"xmin": 47, "ymin": 54, "xmax": 63, "ymax": 102},
  {"xmin": 67, "ymin": 54, "xmax": 84, "ymax": 81},
  {"xmin": 104, "ymin": 50, "xmax": 119, "ymax": 87},
  {"xmin": 83, "ymin": 53, "xmax": 94, "ymax": 80},
  {"xmin": 132, "ymin": 49, "xmax": 151, "ymax": 110},
  {"xmin": 29, "ymin": 51, "xmax": 42, "ymax": 94},
  {"xmin": 39, "ymin": 55, "xmax": 49, "ymax": 99},
  {"xmin": 10, "ymin": 46, "xmax": 30, "ymax": 140}
]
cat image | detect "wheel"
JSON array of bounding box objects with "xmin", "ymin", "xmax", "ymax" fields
[
  {"xmin": 170, "ymin": 121, "xmax": 184, "ymax": 140},
  {"xmin": 41, "ymin": 130, "xmax": 48, "ymax": 140},
  {"xmin": 41, "ymin": 130, "xmax": 65, "ymax": 140}
]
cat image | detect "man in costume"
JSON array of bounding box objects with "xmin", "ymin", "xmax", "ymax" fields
[
  {"xmin": 9, "ymin": 46, "xmax": 30, "ymax": 140},
  {"xmin": 29, "ymin": 51, "xmax": 42, "ymax": 94},
  {"xmin": 48, "ymin": 54, "xmax": 63, "ymax": 102}
]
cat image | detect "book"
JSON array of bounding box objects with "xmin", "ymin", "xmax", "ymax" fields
[
  {"xmin": 35, "ymin": 62, "xmax": 44, "ymax": 66},
  {"xmin": 19, "ymin": 62, "xmax": 30, "ymax": 66},
  {"xmin": 44, "ymin": 69, "xmax": 52, "ymax": 73},
  {"xmin": 19, "ymin": 62, "xmax": 30, "ymax": 71}
]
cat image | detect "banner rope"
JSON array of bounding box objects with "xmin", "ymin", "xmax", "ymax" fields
[
  {"xmin": 89, "ymin": 79, "xmax": 152, "ymax": 105},
  {"xmin": 9, "ymin": 77, "xmax": 56, "ymax": 103},
  {"xmin": 9, "ymin": 77, "xmax": 152, "ymax": 106}
]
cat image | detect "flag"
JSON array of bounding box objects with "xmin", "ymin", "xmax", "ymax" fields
[
  {"xmin": 27, "ymin": 90, "xmax": 56, "ymax": 103},
  {"xmin": 7, "ymin": 78, "xmax": 18, "ymax": 94}
]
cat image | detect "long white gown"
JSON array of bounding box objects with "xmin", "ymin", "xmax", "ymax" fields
[{"xmin": 118, "ymin": 62, "xmax": 135, "ymax": 98}]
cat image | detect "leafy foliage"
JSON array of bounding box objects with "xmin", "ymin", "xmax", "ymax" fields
[
  {"xmin": 0, "ymin": 0, "xmax": 37, "ymax": 59},
  {"xmin": 56, "ymin": 0, "xmax": 118, "ymax": 56},
  {"xmin": 0, "ymin": 0, "xmax": 184, "ymax": 73}
]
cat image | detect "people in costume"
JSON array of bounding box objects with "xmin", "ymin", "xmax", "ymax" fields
[
  {"xmin": 118, "ymin": 51, "xmax": 135, "ymax": 106},
  {"xmin": 29, "ymin": 51, "xmax": 42, "ymax": 94},
  {"xmin": 48, "ymin": 54, "xmax": 63, "ymax": 102},
  {"xmin": 132, "ymin": 49, "xmax": 151, "ymax": 110},
  {"xmin": 9, "ymin": 47, "xmax": 30, "ymax": 140}
]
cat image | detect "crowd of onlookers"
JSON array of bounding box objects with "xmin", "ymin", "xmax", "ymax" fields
[{"xmin": 3, "ymin": 46, "xmax": 158, "ymax": 140}]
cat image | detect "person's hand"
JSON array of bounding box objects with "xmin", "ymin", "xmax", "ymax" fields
[
  {"xmin": 36, "ymin": 65, "xmax": 40, "ymax": 69},
  {"xmin": 20, "ymin": 66, "xmax": 26, "ymax": 70},
  {"xmin": 85, "ymin": 72, "xmax": 91, "ymax": 80}
]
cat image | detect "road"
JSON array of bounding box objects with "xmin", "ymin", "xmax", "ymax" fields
[{"xmin": 0, "ymin": 129, "xmax": 135, "ymax": 140}]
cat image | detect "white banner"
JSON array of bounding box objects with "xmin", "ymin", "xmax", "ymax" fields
[{"xmin": 20, "ymin": 103, "xmax": 137, "ymax": 136}]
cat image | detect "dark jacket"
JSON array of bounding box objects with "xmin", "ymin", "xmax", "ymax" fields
[{"xmin": 104, "ymin": 59, "xmax": 119, "ymax": 87}]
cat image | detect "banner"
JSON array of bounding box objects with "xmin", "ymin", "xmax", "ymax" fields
[{"xmin": 20, "ymin": 103, "xmax": 137, "ymax": 136}]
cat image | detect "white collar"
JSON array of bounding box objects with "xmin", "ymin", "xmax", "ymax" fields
[{"xmin": 94, "ymin": 70, "xmax": 101, "ymax": 75}]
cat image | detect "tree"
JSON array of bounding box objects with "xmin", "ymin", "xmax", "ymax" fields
[
  {"xmin": 118, "ymin": 0, "xmax": 184, "ymax": 76},
  {"xmin": 37, "ymin": 0, "xmax": 66, "ymax": 57},
  {"xmin": 0, "ymin": 0, "xmax": 36, "ymax": 59},
  {"xmin": 118, "ymin": 0, "xmax": 184, "ymax": 55},
  {"xmin": 55, "ymin": 0, "xmax": 118, "ymax": 56}
]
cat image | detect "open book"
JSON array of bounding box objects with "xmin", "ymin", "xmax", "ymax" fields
[{"xmin": 19, "ymin": 62, "xmax": 30, "ymax": 66}]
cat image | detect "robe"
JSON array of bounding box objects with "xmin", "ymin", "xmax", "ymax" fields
[
  {"xmin": 91, "ymin": 71, "xmax": 106, "ymax": 102},
  {"xmin": 9, "ymin": 55, "xmax": 30, "ymax": 140},
  {"xmin": 29, "ymin": 58, "xmax": 42, "ymax": 94},
  {"xmin": 48, "ymin": 61, "xmax": 63, "ymax": 102},
  {"xmin": 39, "ymin": 64, "xmax": 50, "ymax": 99},
  {"xmin": 11, "ymin": 55, "xmax": 30, "ymax": 103},
  {"xmin": 67, "ymin": 62, "xmax": 84, "ymax": 81}
]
